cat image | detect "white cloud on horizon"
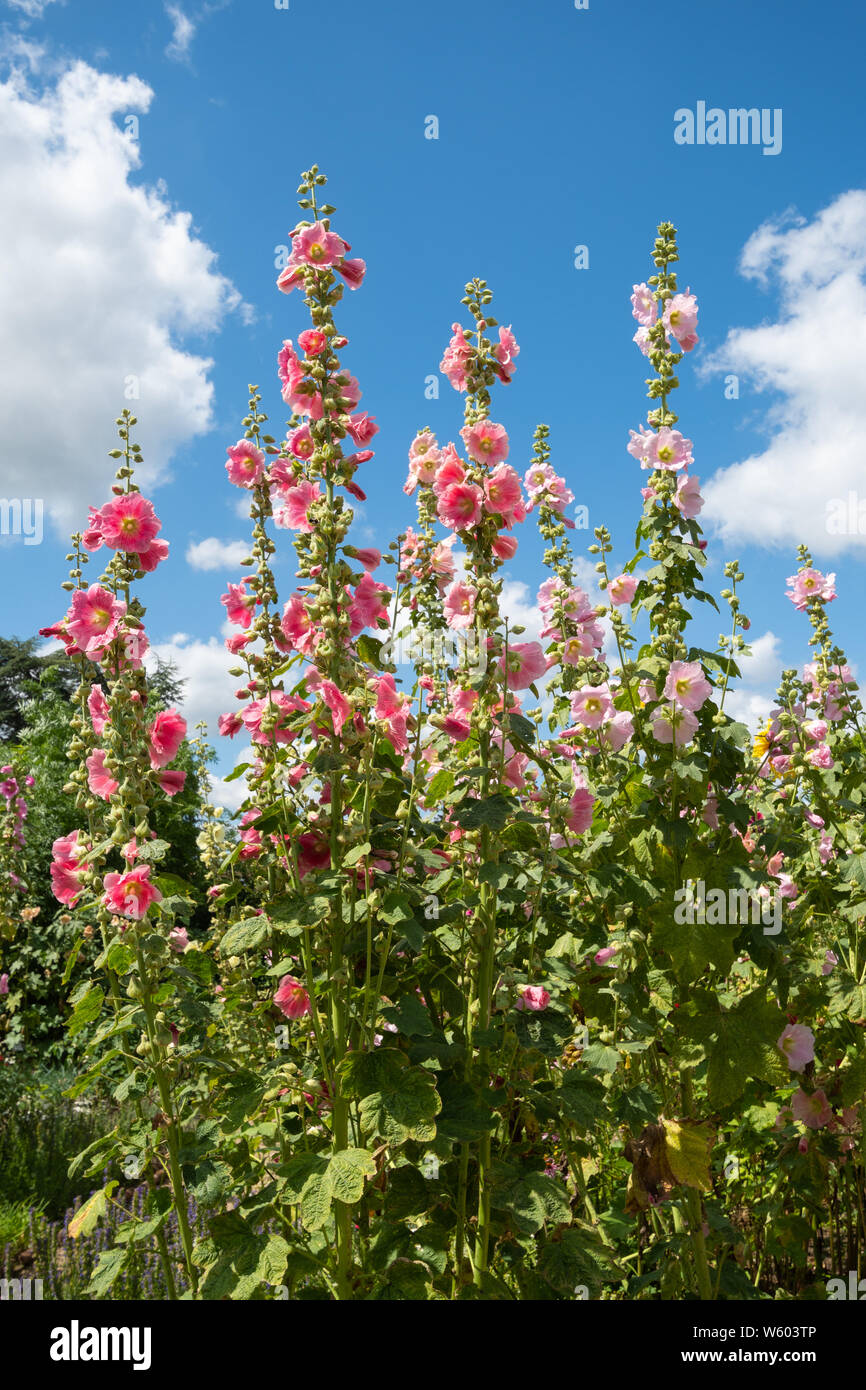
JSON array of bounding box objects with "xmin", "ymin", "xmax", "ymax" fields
[
  {"xmin": 186, "ymin": 536, "xmax": 250, "ymax": 571},
  {"xmin": 701, "ymin": 190, "xmax": 866, "ymax": 556},
  {"xmin": 0, "ymin": 58, "xmax": 248, "ymax": 534}
]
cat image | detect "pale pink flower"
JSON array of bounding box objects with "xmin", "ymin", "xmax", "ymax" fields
[
  {"xmin": 822, "ymin": 949, "xmax": 838, "ymax": 976},
  {"xmin": 281, "ymin": 593, "xmax": 316, "ymax": 655},
  {"xmin": 807, "ymin": 743, "xmax": 834, "ymax": 769},
  {"xmin": 169, "ymin": 925, "xmax": 190, "ymax": 952},
  {"xmin": 349, "ymin": 572, "xmax": 390, "ymax": 634},
  {"xmin": 102, "ymin": 864, "xmax": 162, "ymax": 920},
  {"xmin": 631, "ymin": 283, "xmax": 658, "ymax": 326},
  {"xmin": 375, "ymin": 674, "xmax": 410, "ymax": 752},
  {"xmin": 444, "ymin": 580, "xmax": 476, "ymax": 630},
  {"xmin": 492, "ymin": 533, "xmax": 519, "ymax": 561},
  {"xmin": 147, "ymin": 709, "xmax": 187, "ymax": 769},
  {"xmin": 353, "ymin": 548, "xmax": 382, "ymax": 572},
  {"xmin": 298, "ymin": 328, "xmax": 327, "ymax": 355},
  {"xmin": 462, "ymin": 420, "xmax": 509, "ymax": 466},
  {"xmin": 633, "ymin": 326, "xmax": 653, "ymax": 356},
  {"xmin": 293, "ymin": 221, "xmax": 346, "ymax": 269},
  {"xmin": 570, "ymin": 684, "xmax": 614, "ymax": 729},
  {"xmin": 608, "ymin": 573, "xmax": 638, "ymax": 605},
  {"xmin": 440, "ymin": 323, "xmax": 473, "ymax": 392},
  {"xmin": 665, "ymin": 660, "xmax": 712, "ymax": 711},
  {"xmin": 597, "ymin": 710, "xmax": 635, "ymax": 752},
  {"xmin": 650, "ymin": 703, "xmax": 699, "ymax": 747},
  {"xmin": 319, "ymin": 680, "xmax": 352, "ymax": 736},
  {"xmin": 0, "ymin": 973, "xmax": 8, "ymax": 995},
  {"xmin": 785, "ymin": 568, "xmax": 837, "ymax": 611},
  {"xmin": 500, "ymin": 642, "xmax": 548, "ymax": 691},
  {"xmin": 594, "ymin": 947, "xmax": 617, "ymax": 966},
  {"xmin": 288, "ymin": 424, "xmax": 314, "ymax": 459},
  {"xmin": 792, "ymin": 1087, "xmax": 832, "ymax": 1130},
  {"xmin": 777, "ymin": 1023, "xmax": 815, "ymax": 1072},
  {"xmin": 662, "ymin": 290, "xmax": 699, "ymax": 351},
  {"xmin": 675, "ymin": 472, "xmax": 704, "ymax": 519},
  {"xmin": 567, "ymin": 777, "xmax": 595, "ymax": 834}
]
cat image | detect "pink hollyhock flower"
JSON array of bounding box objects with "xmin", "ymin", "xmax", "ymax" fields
[
  {"xmin": 785, "ymin": 568, "xmax": 837, "ymax": 611},
  {"xmin": 346, "ymin": 411, "xmax": 378, "ymax": 447},
  {"xmin": 598, "ymin": 710, "xmax": 635, "ymax": 752},
  {"xmin": 349, "ymin": 572, "xmax": 390, "ymax": 634},
  {"xmin": 320, "ymin": 680, "xmax": 352, "ymax": 736},
  {"xmin": 633, "ymin": 326, "xmax": 653, "ymax": 356},
  {"xmin": 664, "ymin": 660, "xmax": 712, "ymax": 711},
  {"xmin": 147, "ymin": 709, "xmax": 187, "ymax": 768},
  {"xmin": 97, "ymin": 493, "xmax": 162, "ymax": 553},
  {"xmin": 650, "ymin": 703, "xmax": 699, "ymax": 747},
  {"xmin": 777, "ymin": 1023, "xmax": 815, "ymax": 1072},
  {"xmin": 429, "ymin": 537, "xmax": 457, "ymax": 587},
  {"xmin": 561, "ymin": 631, "xmax": 595, "ymax": 665},
  {"xmin": 222, "ymin": 580, "xmax": 256, "ymax": 629},
  {"xmin": 67, "ymin": 585, "xmax": 126, "ymax": 655},
  {"xmin": 87, "ymin": 684, "xmax": 110, "ymax": 736},
  {"xmin": 807, "ymin": 743, "xmax": 834, "ymax": 769},
  {"xmin": 648, "ymin": 427, "xmax": 693, "ymax": 472},
  {"xmin": 662, "ymin": 291, "xmax": 699, "ymax": 351},
  {"xmin": 440, "ymin": 323, "xmax": 473, "ymax": 392},
  {"xmin": 277, "ymin": 339, "xmax": 302, "ymax": 384},
  {"xmin": 136, "ymin": 538, "xmax": 169, "ymax": 573},
  {"xmin": 594, "ymin": 947, "xmax": 617, "ymax": 966},
  {"xmin": 337, "ymin": 255, "xmax": 366, "ymax": 289},
  {"xmin": 409, "ymin": 429, "xmax": 440, "ymax": 466},
  {"xmin": 494, "ymin": 325, "xmax": 520, "ymax": 383},
  {"xmin": 353, "ymin": 548, "xmax": 382, "ymax": 572},
  {"xmin": 86, "ymin": 749, "xmax": 119, "ymax": 800},
  {"xmin": 483, "ymin": 463, "xmax": 523, "ymax": 520},
  {"xmin": 226, "ymin": 440, "xmax": 266, "ymax": 489},
  {"xmin": 608, "ymin": 573, "xmax": 638, "ymax": 605},
  {"xmin": 516, "ymin": 985, "xmax": 550, "ymax": 1012},
  {"xmin": 675, "ymin": 472, "xmax": 704, "ymax": 519},
  {"xmin": 274, "ymin": 974, "xmax": 312, "ymax": 1021},
  {"xmin": 281, "ymin": 593, "xmax": 316, "ymax": 654},
  {"xmin": 375, "ymin": 674, "xmax": 410, "ymax": 753},
  {"xmin": 444, "ymin": 580, "xmax": 476, "ymax": 630},
  {"xmin": 169, "ymin": 925, "xmax": 190, "ymax": 952},
  {"xmin": 567, "ymin": 778, "xmax": 595, "ymax": 834},
  {"xmin": 631, "ymin": 283, "xmax": 658, "ymax": 326},
  {"xmin": 822, "ymin": 949, "xmax": 838, "ymax": 976},
  {"xmin": 298, "ymin": 328, "xmax": 327, "ymax": 355},
  {"xmin": 703, "ymin": 794, "xmax": 719, "ymax": 830},
  {"xmin": 500, "ymin": 642, "xmax": 548, "ymax": 691},
  {"xmin": 792, "ymin": 1087, "xmax": 832, "ymax": 1130},
  {"xmin": 570, "ymin": 683, "xmax": 614, "ymax": 729},
  {"xmin": 225, "ymin": 633, "xmax": 252, "ymax": 656},
  {"xmin": 102, "ymin": 864, "xmax": 162, "ymax": 920},
  {"xmin": 275, "ymin": 480, "xmax": 321, "ymax": 532},
  {"xmin": 288, "ymin": 424, "xmax": 314, "ymax": 459},
  {"xmin": 437, "ymin": 482, "xmax": 484, "ymax": 531},
  {"xmin": 293, "ymin": 221, "xmax": 346, "ymax": 269},
  {"xmin": 218, "ymin": 711, "xmax": 244, "ymax": 738},
  {"xmin": 0, "ymin": 973, "xmax": 8, "ymax": 995},
  {"xmin": 297, "ymin": 831, "xmax": 331, "ymax": 878},
  {"xmin": 492, "ymin": 533, "xmax": 519, "ymax": 561},
  {"xmin": 462, "ymin": 420, "xmax": 509, "ymax": 466},
  {"xmin": 433, "ymin": 449, "xmax": 466, "ymax": 493}
]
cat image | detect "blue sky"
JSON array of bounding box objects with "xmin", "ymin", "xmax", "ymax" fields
[{"xmin": 1, "ymin": 0, "xmax": 865, "ymax": 798}]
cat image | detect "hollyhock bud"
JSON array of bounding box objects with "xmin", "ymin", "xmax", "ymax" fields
[{"xmin": 516, "ymin": 985, "xmax": 550, "ymax": 1012}]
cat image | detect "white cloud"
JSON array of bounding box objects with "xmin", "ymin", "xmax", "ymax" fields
[
  {"xmin": 146, "ymin": 633, "xmax": 239, "ymax": 742},
  {"xmin": 0, "ymin": 59, "xmax": 247, "ymax": 533},
  {"xmin": 186, "ymin": 537, "xmax": 249, "ymax": 571},
  {"xmin": 5, "ymin": 0, "xmax": 63, "ymax": 17},
  {"xmin": 701, "ymin": 191, "xmax": 866, "ymax": 555},
  {"xmin": 722, "ymin": 629, "xmax": 782, "ymax": 731},
  {"xmin": 164, "ymin": 3, "xmax": 196, "ymax": 63},
  {"xmin": 208, "ymin": 746, "xmax": 251, "ymax": 814}
]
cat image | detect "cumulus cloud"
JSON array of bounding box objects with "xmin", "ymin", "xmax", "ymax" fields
[
  {"xmin": 701, "ymin": 191, "xmax": 866, "ymax": 555},
  {"xmin": 164, "ymin": 4, "xmax": 196, "ymax": 63},
  {"xmin": 5, "ymin": 0, "xmax": 63, "ymax": 17},
  {"xmin": 146, "ymin": 633, "xmax": 239, "ymax": 742},
  {"xmin": 0, "ymin": 58, "xmax": 247, "ymax": 533},
  {"xmin": 722, "ymin": 629, "xmax": 782, "ymax": 730},
  {"xmin": 186, "ymin": 537, "xmax": 249, "ymax": 571}
]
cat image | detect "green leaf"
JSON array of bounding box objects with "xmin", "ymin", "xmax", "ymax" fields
[
  {"xmin": 581, "ymin": 1043, "xmax": 620, "ymax": 1075},
  {"xmin": 300, "ymin": 1172, "xmax": 333, "ymax": 1231},
  {"xmin": 86, "ymin": 1246, "xmax": 128, "ymax": 1297},
  {"xmin": 382, "ymin": 994, "xmax": 433, "ymax": 1037},
  {"xmin": 329, "ymin": 1148, "xmax": 377, "ymax": 1205},
  {"xmin": 133, "ymin": 838, "xmax": 171, "ymax": 864},
  {"xmin": 426, "ymin": 769, "xmax": 455, "ymax": 803},
  {"xmin": 359, "ymin": 1066, "xmax": 441, "ymax": 1145},
  {"xmin": 68, "ymin": 1181, "xmax": 118, "ymax": 1239},
  {"xmin": 556, "ymin": 1074, "xmax": 607, "ymax": 1130},
  {"xmin": 343, "ymin": 841, "xmax": 371, "ymax": 868},
  {"xmin": 67, "ymin": 984, "xmax": 104, "ymax": 1038},
  {"xmin": 663, "ymin": 1119, "xmax": 714, "ymax": 1192},
  {"xmin": 337, "ymin": 1048, "xmax": 407, "ymax": 1100},
  {"xmin": 221, "ymin": 915, "xmax": 270, "ymax": 954},
  {"xmin": 452, "ymin": 793, "xmax": 512, "ymax": 831}
]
